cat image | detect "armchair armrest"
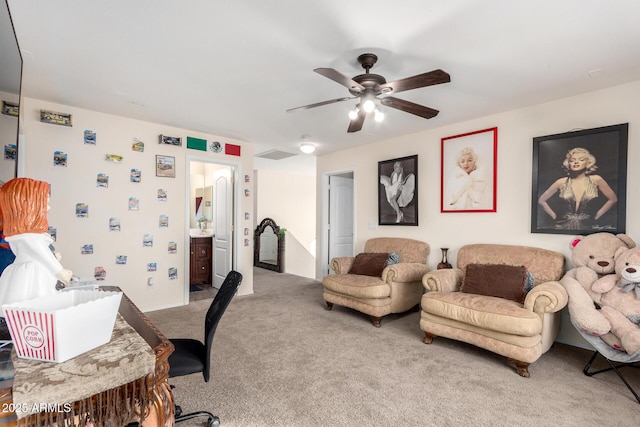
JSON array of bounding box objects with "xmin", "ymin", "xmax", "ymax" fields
[
  {"xmin": 524, "ymin": 281, "xmax": 568, "ymax": 314},
  {"xmin": 422, "ymin": 268, "xmax": 464, "ymax": 292},
  {"xmin": 330, "ymin": 257, "xmax": 355, "ymax": 274},
  {"xmin": 382, "ymin": 263, "xmax": 431, "ymax": 283}
]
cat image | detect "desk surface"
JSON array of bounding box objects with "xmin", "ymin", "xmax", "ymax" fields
[{"xmin": 0, "ymin": 288, "xmax": 175, "ymax": 426}]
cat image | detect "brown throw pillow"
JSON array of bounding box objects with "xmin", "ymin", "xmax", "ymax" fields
[
  {"xmin": 461, "ymin": 263, "xmax": 528, "ymax": 303},
  {"xmin": 348, "ymin": 253, "xmax": 391, "ymax": 277}
]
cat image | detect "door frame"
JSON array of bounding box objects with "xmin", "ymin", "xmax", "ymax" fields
[
  {"xmin": 185, "ymin": 154, "xmax": 241, "ymax": 304},
  {"xmin": 319, "ymin": 169, "xmax": 356, "ymax": 279}
]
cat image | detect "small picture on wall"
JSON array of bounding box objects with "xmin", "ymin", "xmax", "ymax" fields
[
  {"xmin": 47, "ymin": 226, "xmax": 57, "ymax": 241},
  {"xmin": 147, "ymin": 262, "xmax": 157, "ymax": 272},
  {"xmin": 84, "ymin": 130, "xmax": 96, "ymax": 145},
  {"xmin": 168, "ymin": 267, "xmax": 178, "ymax": 280},
  {"xmin": 531, "ymin": 123, "xmax": 628, "ymax": 235},
  {"xmin": 143, "ymin": 234, "xmax": 153, "ymax": 247},
  {"xmin": 76, "ymin": 203, "xmax": 88, "ymax": 218},
  {"xmin": 54, "ymin": 151, "xmax": 68, "ymax": 167},
  {"xmin": 106, "ymin": 154, "xmax": 123, "ymax": 163},
  {"xmin": 1, "ymin": 101, "xmax": 19, "ymax": 117},
  {"xmin": 40, "ymin": 109, "xmax": 72, "ymax": 126},
  {"xmin": 130, "ymin": 168, "xmax": 141, "ymax": 183},
  {"xmin": 441, "ymin": 127, "xmax": 497, "ymax": 213},
  {"xmin": 97, "ymin": 173, "xmax": 109, "ymax": 187},
  {"xmin": 159, "ymin": 214, "xmax": 169, "ymax": 227},
  {"xmin": 378, "ymin": 155, "xmax": 418, "ymax": 226},
  {"xmin": 116, "ymin": 255, "xmax": 127, "ymax": 265},
  {"xmin": 157, "ymin": 189, "xmax": 167, "ymax": 201},
  {"xmin": 132, "ymin": 138, "xmax": 144, "ymax": 152},
  {"xmin": 109, "ymin": 218, "xmax": 121, "ymax": 231},
  {"xmin": 168, "ymin": 242, "xmax": 177, "ymax": 254},
  {"xmin": 81, "ymin": 244, "xmax": 94, "ymax": 255},
  {"xmin": 4, "ymin": 144, "xmax": 16, "ymax": 160},
  {"xmin": 128, "ymin": 197, "xmax": 140, "ymax": 211},
  {"xmin": 156, "ymin": 155, "xmax": 175, "ymax": 178},
  {"xmin": 94, "ymin": 266, "xmax": 106, "ymax": 281},
  {"xmin": 159, "ymin": 135, "xmax": 182, "ymax": 146}
]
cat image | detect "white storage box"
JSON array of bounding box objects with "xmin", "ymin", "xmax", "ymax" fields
[{"xmin": 2, "ymin": 289, "xmax": 122, "ymax": 363}]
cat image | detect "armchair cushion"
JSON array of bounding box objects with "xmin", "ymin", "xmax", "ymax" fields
[
  {"xmin": 461, "ymin": 263, "xmax": 529, "ymax": 304},
  {"xmin": 348, "ymin": 252, "xmax": 390, "ymax": 277}
]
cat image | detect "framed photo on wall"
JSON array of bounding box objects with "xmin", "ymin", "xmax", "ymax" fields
[
  {"xmin": 156, "ymin": 155, "xmax": 176, "ymax": 178},
  {"xmin": 378, "ymin": 155, "xmax": 418, "ymax": 226},
  {"xmin": 441, "ymin": 127, "xmax": 497, "ymax": 213},
  {"xmin": 531, "ymin": 123, "xmax": 628, "ymax": 235}
]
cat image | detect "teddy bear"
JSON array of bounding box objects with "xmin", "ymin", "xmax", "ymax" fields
[
  {"xmin": 589, "ymin": 246, "xmax": 640, "ymax": 355},
  {"xmin": 560, "ymin": 233, "xmax": 635, "ymax": 339}
]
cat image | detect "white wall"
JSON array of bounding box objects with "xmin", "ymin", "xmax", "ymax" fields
[
  {"xmin": 19, "ymin": 97, "xmax": 255, "ymax": 312},
  {"xmin": 255, "ymin": 169, "xmax": 316, "ymax": 278},
  {"xmin": 316, "ymin": 79, "xmax": 640, "ymax": 347}
]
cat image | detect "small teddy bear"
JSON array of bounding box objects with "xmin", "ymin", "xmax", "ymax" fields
[
  {"xmin": 591, "ymin": 246, "xmax": 640, "ymax": 355},
  {"xmin": 560, "ymin": 233, "xmax": 635, "ymax": 337}
]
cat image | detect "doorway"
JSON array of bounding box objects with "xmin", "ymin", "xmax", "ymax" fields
[
  {"xmin": 186, "ymin": 157, "xmax": 236, "ymax": 302},
  {"xmin": 320, "ymin": 171, "xmax": 355, "ymax": 277}
]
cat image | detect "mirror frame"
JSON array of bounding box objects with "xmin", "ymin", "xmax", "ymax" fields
[{"xmin": 253, "ymin": 217, "xmax": 284, "ymax": 273}]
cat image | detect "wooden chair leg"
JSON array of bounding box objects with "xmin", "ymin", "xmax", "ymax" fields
[
  {"xmin": 325, "ymin": 302, "xmax": 333, "ymax": 310},
  {"xmin": 423, "ymin": 332, "xmax": 435, "ymax": 344},
  {"xmin": 508, "ymin": 358, "xmax": 530, "ymax": 378},
  {"xmin": 370, "ymin": 316, "xmax": 382, "ymax": 328}
]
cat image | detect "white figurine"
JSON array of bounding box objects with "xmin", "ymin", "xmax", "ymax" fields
[{"xmin": 0, "ymin": 178, "xmax": 72, "ymax": 316}]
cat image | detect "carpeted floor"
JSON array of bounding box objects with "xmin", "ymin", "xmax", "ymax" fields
[{"xmin": 147, "ymin": 268, "xmax": 640, "ymax": 427}]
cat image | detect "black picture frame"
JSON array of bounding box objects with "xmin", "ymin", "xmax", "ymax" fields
[
  {"xmin": 378, "ymin": 155, "xmax": 418, "ymax": 226},
  {"xmin": 531, "ymin": 123, "xmax": 628, "ymax": 235}
]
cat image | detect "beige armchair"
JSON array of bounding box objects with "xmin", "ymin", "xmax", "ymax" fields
[
  {"xmin": 420, "ymin": 244, "xmax": 567, "ymax": 377},
  {"xmin": 322, "ymin": 237, "xmax": 430, "ymax": 327}
]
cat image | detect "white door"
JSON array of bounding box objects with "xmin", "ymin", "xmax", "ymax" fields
[
  {"xmin": 328, "ymin": 175, "xmax": 354, "ymax": 274},
  {"xmin": 213, "ymin": 172, "xmax": 233, "ymax": 288}
]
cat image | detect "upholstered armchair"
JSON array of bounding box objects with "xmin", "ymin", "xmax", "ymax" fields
[
  {"xmin": 420, "ymin": 244, "xmax": 567, "ymax": 377},
  {"xmin": 322, "ymin": 237, "xmax": 430, "ymax": 327}
]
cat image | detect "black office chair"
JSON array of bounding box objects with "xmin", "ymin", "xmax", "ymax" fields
[{"xmin": 168, "ymin": 270, "xmax": 243, "ymax": 427}]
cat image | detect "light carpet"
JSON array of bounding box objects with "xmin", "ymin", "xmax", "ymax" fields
[{"xmin": 146, "ymin": 268, "xmax": 640, "ymax": 427}]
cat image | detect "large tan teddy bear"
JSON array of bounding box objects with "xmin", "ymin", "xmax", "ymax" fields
[
  {"xmin": 560, "ymin": 233, "xmax": 635, "ymax": 341},
  {"xmin": 590, "ymin": 246, "xmax": 640, "ymax": 355}
]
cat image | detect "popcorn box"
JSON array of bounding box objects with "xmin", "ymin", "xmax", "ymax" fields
[{"xmin": 2, "ymin": 289, "xmax": 122, "ymax": 363}]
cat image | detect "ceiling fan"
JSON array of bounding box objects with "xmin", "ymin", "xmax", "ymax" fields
[{"xmin": 287, "ymin": 53, "xmax": 450, "ymax": 133}]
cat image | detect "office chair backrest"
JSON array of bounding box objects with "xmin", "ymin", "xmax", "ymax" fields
[{"xmin": 202, "ymin": 270, "xmax": 243, "ymax": 381}]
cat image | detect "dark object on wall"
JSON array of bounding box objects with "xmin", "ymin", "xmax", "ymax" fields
[
  {"xmin": 254, "ymin": 217, "xmax": 285, "ymax": 273},
  {"xmin": 378, "ymin": 155, "xmax": 418, "ymax": 226},
  {"xmin": 531, "ymin": 123, "xmax": 628, "ymax": 235}
]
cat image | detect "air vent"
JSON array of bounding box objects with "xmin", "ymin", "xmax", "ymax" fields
[{"xmin": 255, "ymin": 149, "xmax": 297, "ymax": 160}]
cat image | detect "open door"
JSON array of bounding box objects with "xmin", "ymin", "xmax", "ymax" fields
[{"xmin": 213, "ymin": 173, "xmax": 234, "ymax": 287}]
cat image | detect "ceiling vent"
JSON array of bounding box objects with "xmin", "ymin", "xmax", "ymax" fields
[{"xmin": 255, "ymin": 149, "xmax": 297, "ymax": 160}]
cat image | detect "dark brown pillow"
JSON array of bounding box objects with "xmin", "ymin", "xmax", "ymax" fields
[
  {"xmin": 348, "ymin": 253, "xmax": 390, "ymax": 277},
  {"xmin": 461, "ymin": 263, "xmax": 528, "ymax": 303}
]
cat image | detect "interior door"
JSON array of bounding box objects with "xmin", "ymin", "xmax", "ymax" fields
[
  {"xmin": 213, "ymin": 172, "xmax": 234, "ymax": 288},
  {"xmin": 327, "ymin": 174, "xmax": 354, "ymax": 274}
]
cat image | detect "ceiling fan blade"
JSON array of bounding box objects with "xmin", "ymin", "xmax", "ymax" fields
[
  {"xmin": 314, "ymin": 68, "xmax": 365, "ymax": 93},
  {"xmin": 380, "ymin": 96, "xmax": 439, "ymax": 119},
  {"xmin": 347, "ymin": 107, "xmax": 366, "ymax": 133},
  {"xmin": 286, "ymin": 96, "xmax": 355, "ymax": 112},
  {"xmin": 379, "ymin": 69, "xmax": 450, "ymax": 94}
]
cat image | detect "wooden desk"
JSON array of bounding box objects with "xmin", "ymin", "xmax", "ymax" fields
[{"xmin": 0, "ymin": 290, "xmax": 175, "ymax": 426}]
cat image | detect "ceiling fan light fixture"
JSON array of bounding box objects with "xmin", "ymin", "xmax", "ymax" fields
[
  {"xmin": 362, "ymin": 98, "xmax": 376, "ymax": 113},
  {"xmin": 374, "ymin": 107, "xmax": 384, "ymax": 122},
  {"xmin": 299, "ymin": 143, "xmax": 316, "ymax": 154},
  {"xmin": 348, "ymin": 106, "xmax": 360, "ymax": 120}
]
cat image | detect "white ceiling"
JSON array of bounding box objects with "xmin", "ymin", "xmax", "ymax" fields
[{"xmin": 7, "ymin": 1, "xmax": 640, "ymax": 158}]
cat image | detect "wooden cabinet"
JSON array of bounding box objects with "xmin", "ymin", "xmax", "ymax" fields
[{"xmin": 190, "ymin": 237, "xmax": 212, "ymax": 285}]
